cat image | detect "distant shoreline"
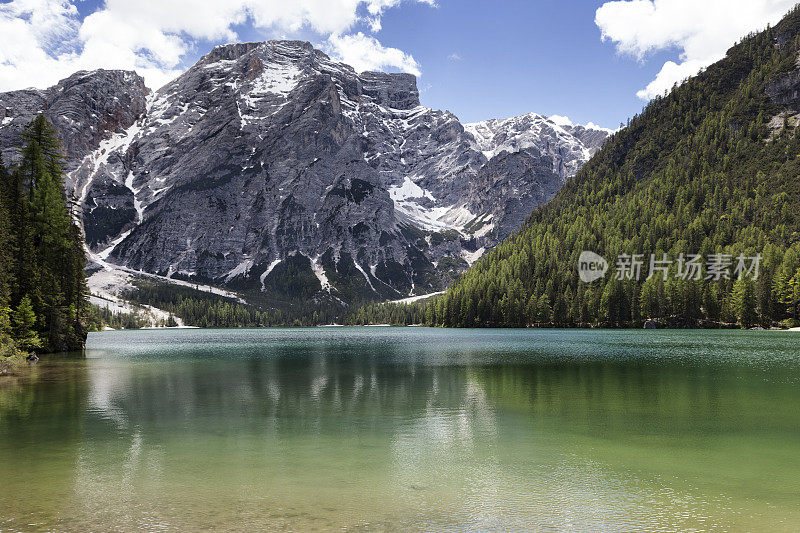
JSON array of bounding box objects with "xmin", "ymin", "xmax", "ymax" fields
[{"xmin": 86, "ymin": 325, "xmax": 800, "ymax": 332}]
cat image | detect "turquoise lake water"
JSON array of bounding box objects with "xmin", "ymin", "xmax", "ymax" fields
[{"xmin": 1, "ymin": 328, "xmax": 799, "ymax": 531}]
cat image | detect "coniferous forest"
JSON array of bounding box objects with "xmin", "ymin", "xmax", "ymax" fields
[
  {"xmin": 0, "ymin": 115, "xmax": 89, "ymax": 358},
  {"xmin": 349, "ymin": 9, "xmax": 800, "ymax": 329}
]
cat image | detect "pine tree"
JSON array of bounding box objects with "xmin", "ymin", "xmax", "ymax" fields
[
  {"xmin": 0, "ymin": 153, "xmax": 12, "ymax": 309},
  {"xmin": 733, "ymin": 278, "xmax": 758, "ymax": 328},
  {"xmin": 788, "ymin": 270, "xmax": 800, "ymax": 320},
  {"xmin": 0, "ymin": 154, "xmax": 20, "ymax": 358},
  {"xmin": 640, "ymin": 276, "xmax": 663, "ymax": 319},
  {"xmin": 0, "ymin": 115, "xmax": 89, "ymax": 352},
  {"xmin": 11, "ymin": 296, "xmax": 42, "ymax": 351}
]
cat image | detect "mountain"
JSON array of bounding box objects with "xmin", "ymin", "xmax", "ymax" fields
[
  {"xmin": 0, "ymin": 41, "xmax": 608, "ymax": 314},
  {"xmin": 464, "ymin": 113, "xmax": 608, "ymax": 178},
  {"xmin": 385, "ymin": 6, "xmax": 800, "ymax": 329}
]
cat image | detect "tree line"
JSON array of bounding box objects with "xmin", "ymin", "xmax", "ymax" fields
[
  {"xmin": 0, "ymin": 116, "xmax": 89, "ymax": 357},
  {"xmin": 121, "ymin": 280, "xmax": 343, "ymax": 327}
]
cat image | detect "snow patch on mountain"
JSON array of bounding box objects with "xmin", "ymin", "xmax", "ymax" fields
[
  {"xmin": 462, "ymin": 247, "xmax": 486, "ymax": 265},
  {"xmin": 260, "ymin": 259, "xmax": 282, "ymax": 290},
  {"xmin": 549, "ymin": 114, "xmax": 615, "ymax": 134},
  {"xmin": 98, "ymin": 230, "xmax": 132, "ymax": 260},
  {"xmin": 249, "ymin": 62, "xmax": 302, "ymax": 97},
  {"xmin": 225, "ymin": 258, "xmax": 254, "ymax": 282},
  {"xmin": 391, "ymin": 291, "xmax": 446, "ymax": 304},
  {"xmin": 353, "ymin": 261, "xmax": 376, "ymax": 292},
  {"xmin": 125, "ymin": 171, "xmax": 144, "ymax": 223},
  {"xmin": 388, "ymin": 176, "xmax": 436, "ymax": 202},
  {"xmin": 464, "ymin": 112, "xmax": 609, "ymax": 178},
  {"xmin": 393, "ymin": 200, "xmax": 476, "ymax": 234},
  {"xmin": 310, "ymin": 255, "xmax": 331, "ymax": 291},
  {"xmin": 387, "ymin": 178, "xmax": 492, "ymax": 238},
  {"xmin": 75, "ymin": 120, "xmax": 144, "ymax": 205}
]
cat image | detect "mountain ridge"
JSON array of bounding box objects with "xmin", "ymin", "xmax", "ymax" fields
[{"xmin": 0, "ymin": 39, "xmax": 610, "ymax": 318}]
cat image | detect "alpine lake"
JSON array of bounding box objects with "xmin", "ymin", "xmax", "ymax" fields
[{"xmin": 1, "ymin": 328, "xmax": 798, "ymax": 531}]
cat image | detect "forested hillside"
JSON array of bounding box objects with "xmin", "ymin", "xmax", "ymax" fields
[
  {"xmin": 121, "ymin": 280, "xmax": 329, "ymax": 327},
  {"xmin": 351, "ymin": 7, "xmax": 800, "ymax": 329},
  {"xmin": 0, "ymin": 116, "xmax": 89, "ymax": 360}
]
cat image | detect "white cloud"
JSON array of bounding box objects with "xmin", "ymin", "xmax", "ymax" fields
[
  {"xmin": 0, "ymin": 0, "xmax": 79, "ymax": 54},
  {"xmin": 548, "ymin": 114, "xmax": 574, "ymax": 127},
  {"xmin": 364, "ymin": 0, "xmax": 436, "ymax": 16},
  {"xmin": 596, "ymin": 0, "xmax": 798, "ymax": 99},
  {"xmin": 635, "ymin": 57, "xmax": 709, "ymax": 100},
  {"xmin": 447, "ymin": 53, "xmax": 462, "ymax": 61},
  {"xmin": 324, "ymin": 32, "xmax": 421, "ymax": 75},
  {"xmin": 0, "ymin": 0, "xmax": 432, "ymax": 92}
]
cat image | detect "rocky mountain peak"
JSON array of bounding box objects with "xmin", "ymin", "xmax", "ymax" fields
[
  {"xmin": 465, "ymin": 113, "xmax": 611, "ymax": 179},
  {"xmin": 199, "ymin": 40, "xmax": 320, "ymax": 67},
  {"xmin": 361, "ymin": 72, "xmax": 420, "ymax": 110},
  {"xmin": 55, "ymin": 69, "xmax": 145, "ymax": 93},
  {"xmin": 0, "ymin": 68, "xmax": 147, "ymax": 172},
  {"xmin": 191, "ymin": 40, "xmax": 420, "ymax": 110},
  {"xmin": 0, "ymin": 40, "xmax": 610, "ymax": 312}
]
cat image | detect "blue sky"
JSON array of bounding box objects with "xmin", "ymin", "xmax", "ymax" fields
[
  {"xmin": 1, "ymin": 0, "xmax": 796, "ymax": 130},
  {"xmin": 372, "ymin": 0, "xmax": 673, "ymax": 127}
]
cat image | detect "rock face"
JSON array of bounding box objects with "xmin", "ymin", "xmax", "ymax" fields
[
  {"xmin": 464, "ymin": 114, "xmax": 605, "ymax": 180},
  {"xmin": 0, "ymin": 41, "xmax": 610, "ymax": 307},
  {"xmin": 0, "ymin": 70, "xmax": 148, "ymax": 172}
]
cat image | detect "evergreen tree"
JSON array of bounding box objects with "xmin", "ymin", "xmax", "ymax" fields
[
  {"xmin": 0, "ymin": 115, "xmax": 89, "ymax": 354},
  {"xmin": 732, "ymin": 278, "xmax": 758, "ymax": 328},
  {"xmin": 640, "ymin": 276, "xmax": 663, "ymax": 319},
  {"xmin": 0, "ymin": 153, "xmax": 18, "ymax": 357},
  {"xmin": 0, "ymin": 153, "xmax": 12, "ymax": 309},
  {"xmin": 787, "ymin": 270, "xmax": 800, "ymax": 319},
  {"xmin": 11, "ymin": 296, "xmax": 42, "ymax": 351}
]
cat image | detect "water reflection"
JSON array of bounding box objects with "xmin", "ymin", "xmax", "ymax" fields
[
  {"xmin": 80, "ymin": 333, "xmax": 800, "ymax": 440},
  {"xmin": 0, "ymin": 359, "xmax": 90, "ymax": 528},
  {"xmin": 0, "ymin": 328, "xmax": 798, "ymax": 531}
]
